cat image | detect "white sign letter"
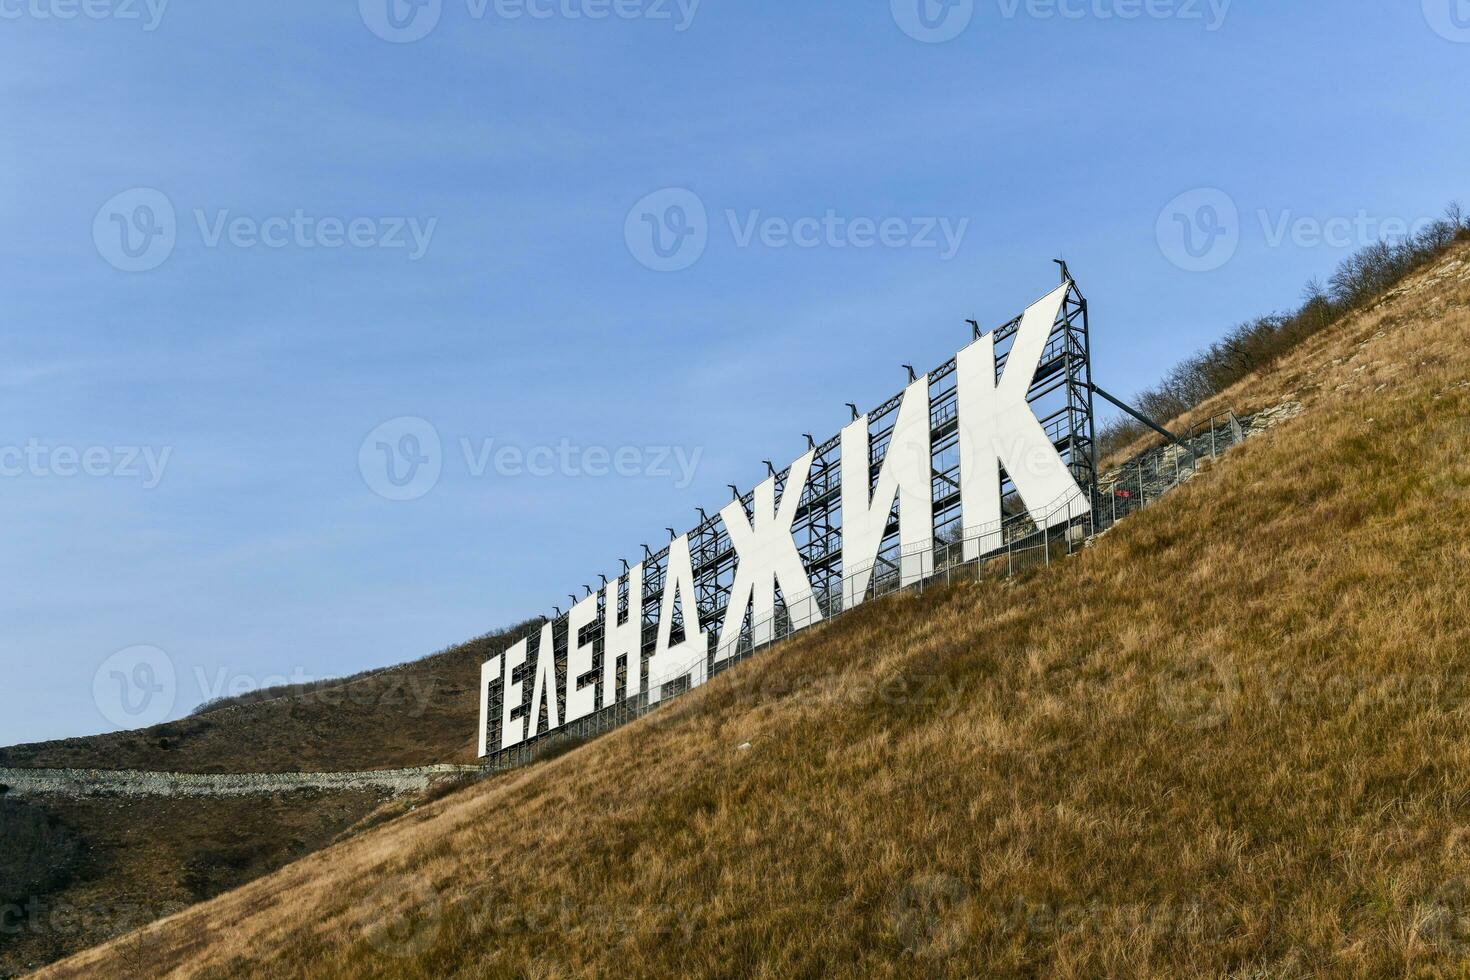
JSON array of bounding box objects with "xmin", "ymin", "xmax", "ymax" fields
[
  {"xmin": 956, "ymin": 282, "xmax": 1089, "ymax": 560},
  {"xmin": 841, "ymin": 376, "xmax": 934, "ymax": 607},
  {"xmin": 717, "ymin": 450, "xmax": 822, "ymax": 661},
  {"xmin": 602, "ymin": 563, "xmax": 644, "ymax": 708},
  {"xmin": 500, "ymin": 638, "xmax": 528, "ymax": 750},
  {"xmin": 526, "ymin": 623, "xmax": 561, "ymax": 737},
  {"xmin": 646, "ymin": 535, "xmax": 711, "ymax": 704},
  {"xmin": 564, "ymin": 592, "xmax": 599, "ymax": 724}
]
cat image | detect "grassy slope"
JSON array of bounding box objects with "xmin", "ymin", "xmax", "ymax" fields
[
  {"xmin": 40, "ymin": 246, "xmax": 1470, "ymax": 978},
  {"xmin": 0, "ymin": 624, "xmax": 536, "ymax": 774}
]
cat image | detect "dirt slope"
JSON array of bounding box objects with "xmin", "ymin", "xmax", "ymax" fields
[{"xmin": 38, "ymin": 245, "xmax": 1470, "ymax": 978}]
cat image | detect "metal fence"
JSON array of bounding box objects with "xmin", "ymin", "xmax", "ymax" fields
[{"xmin": 482, "ymin": 410, "xmax": 1251, "ymax": 772}]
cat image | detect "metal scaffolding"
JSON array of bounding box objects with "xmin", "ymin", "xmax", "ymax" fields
[{"xmin": 483, "ymin": 275, "xmax": 1099, "ymax": 763}]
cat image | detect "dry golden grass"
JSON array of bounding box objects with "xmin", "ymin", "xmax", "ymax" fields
[{"xmin": 38, "ymin": 246, "xmax": 1470, "ymax": 979}]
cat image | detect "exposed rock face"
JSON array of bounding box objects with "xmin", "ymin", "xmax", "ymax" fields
[
  {"xmin": 0, "ymin": 765, "xmax": 478, "ymax": 800},
  {"xmin": 1246, "ymin": 401, "xmax": 1305, "ymax": 434},
  {"xmin": 1096, "ymin": 401, "xmax": 1303, "ymax": 503}
]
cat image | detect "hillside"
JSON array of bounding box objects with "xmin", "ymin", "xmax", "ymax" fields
[
  {"xmin": 36, "ymin": 246, "xmax": 1470, "ymax": 978},
  {"xmin": 0, "ymin": 623, "xmax": 537, "ymax": 977},
  {"xmin": 0, "ymin": 622, "xmax": 538, "ymax": 774}
]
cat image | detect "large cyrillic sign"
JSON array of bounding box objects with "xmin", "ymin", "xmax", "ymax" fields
[{"xmin": 478, "ymin": 280, "xmax": 1092, "ymax": 758}]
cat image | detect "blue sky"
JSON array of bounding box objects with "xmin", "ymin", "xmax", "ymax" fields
[{"xmin": 2, "ymin": 0, "xmax": 1466, "ymax": 746}]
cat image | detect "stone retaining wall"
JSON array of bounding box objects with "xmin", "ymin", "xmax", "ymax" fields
[{"xmin": 0, "ymin": 765, "xmax": 479, "ymax": 799}]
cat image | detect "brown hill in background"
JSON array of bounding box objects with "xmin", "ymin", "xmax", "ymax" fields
[
  {"xmin": 0, "ymin": 623, "xmax": 537, "ymax": 977},
  {"xmin": 0, "ymin": 622, "xmax": 538, "ymax": 775}
]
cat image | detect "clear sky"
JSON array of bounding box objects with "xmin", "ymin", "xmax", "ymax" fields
[{"xmin": 2, "ymin": 0, "xmax": 1466, "ymax": 747}]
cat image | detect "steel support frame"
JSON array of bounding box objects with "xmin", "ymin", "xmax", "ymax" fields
[{"xmin": 483, "ymin": 277, "xmax": 1098, "ymax": 764}]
